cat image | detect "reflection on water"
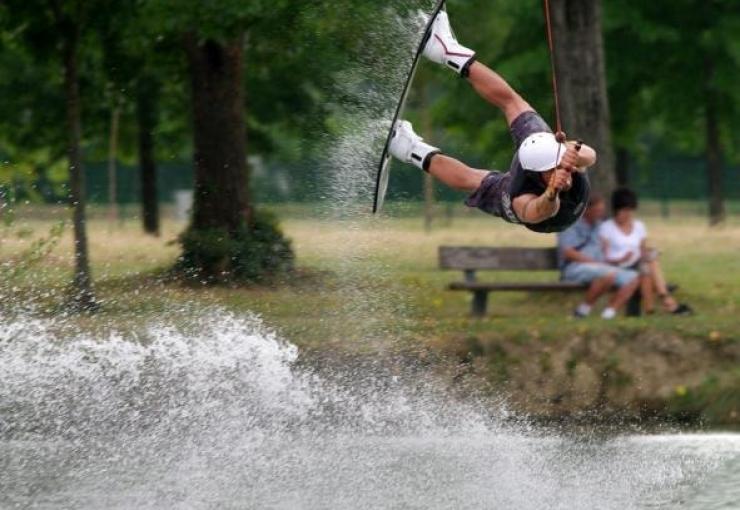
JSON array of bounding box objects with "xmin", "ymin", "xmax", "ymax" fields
[{"xmin": 1, "ymin": 310, "xmax": 739, "ymax": 510}]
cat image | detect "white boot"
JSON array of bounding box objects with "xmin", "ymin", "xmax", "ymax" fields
[
  {"xmin": 389, "ymin": 120, "xmax": 440, "ymax": 171},
  {"xmin": 422, "ymin": 11, "xmax": 476, "ymax": 75}
]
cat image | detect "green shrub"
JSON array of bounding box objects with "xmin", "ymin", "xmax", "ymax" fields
[
  {"xmin": 176, "ymin": 210, "xmax": 294, "ymax": 284},
  {"xmin": 667, "ymin": 371, "xmax": 740, "ymax": 424}
]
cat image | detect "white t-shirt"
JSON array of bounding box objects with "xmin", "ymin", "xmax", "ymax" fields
[{"xmin": 599, "ymin": 219, "xmax": 647, "ymax": 267}]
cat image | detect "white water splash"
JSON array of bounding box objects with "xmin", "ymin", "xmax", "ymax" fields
[{"xmin": 1, "ymin": 309, "xmax": 739, "ymax": 509}]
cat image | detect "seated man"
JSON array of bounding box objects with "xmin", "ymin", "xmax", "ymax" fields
[
  {"xmin": 389, "ymin": 10, "xmax": 597, "ymax": 233},
  {"xmin": 557, "ymin": 194, "xmax": 640, "ymax": 319}
]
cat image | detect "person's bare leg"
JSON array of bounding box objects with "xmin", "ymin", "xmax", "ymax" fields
[
  {"xmin": 648, "ymin": 259, "xmax": 678, "ymax": 310},
  {"xmin": 466, "ymin": 61, "xmax": 533, "ymax": 125},
  {"xmin": 608, "ymin": 277, "xmax": 640, "ymax": 311},
  {"xmin": 641, "ymin": 274, "xmax": 655, "ymax": 313},
  {"xmin": 585, "ymin": 274, "xmax": 615, "ymax": 305},
  {"xmin": 427, "ymin": 154, "xmax": 489, "ymax": 192}
]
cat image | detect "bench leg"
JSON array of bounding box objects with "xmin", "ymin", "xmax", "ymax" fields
[
  {"xmin": 471, "ymin": 291, "xmax": 488, "ymax": 317},
  {"xmin": 626, "ymin": 288, "xmax": 642, "ymax": 317}
]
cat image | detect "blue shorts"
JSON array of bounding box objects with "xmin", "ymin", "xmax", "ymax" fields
[{"xmin": 562, "ymin": 262, "xmax": 638, "ymax": 288}]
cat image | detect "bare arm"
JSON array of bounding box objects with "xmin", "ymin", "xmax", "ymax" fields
[
  {"xmin": 640, "ymin": 238, "xmax": 648, "ymax": 258},
  {"xmin": 601, "ymin": 238, "xmax": 619, "ymax": 264},
  {"xmin": 513, "ymin": 192, "xmax": 560, "ymax": 224},
  {"xmin": 512, "ymin": 164, "xmax": 576, "ymax": 224},
  {"xmin": 562, "ymin": 247, "xmax": 598, "ymax": 263},
  {"xmin": 568, "ymin": 141, "xmax": 596, "ymax": 171},
  {"xmin": 602, "ymin": 237, "xmax": 633, "ymax": 265}
]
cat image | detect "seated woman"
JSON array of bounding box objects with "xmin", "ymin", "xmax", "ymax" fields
[{"xmin": 599, "ymin": 188, "xmax": 692, "ymax": 315}]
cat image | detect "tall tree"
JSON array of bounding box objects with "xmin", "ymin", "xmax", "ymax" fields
[
  {"xmin": 0, "ymin": 0, "xmax": 104, "ymax": 308},
  {"xmin": 136, "ymin": 74, "xmax": 161, "ymax": 236},
  {"xmin": 703, "ymin": 55, "xmax": 725, "ymax": 225},
  {"xmin": 106, "ymin": 96, "xmax": 121, "ymax": 226},
  {"xmin": 2, "ymin": 0, "xmax": 145, "ymax": 308},
  {"xmin": 52, "ymin": 0, "xmax": 97, "ymax": 309},
  {"xmin": 550, "ymin": 0, "xmax": 615, "ymax": 197},
  {"xmin": 141, "ymin": 1, "xmax": 330, "ymax": 280},
  {"xmin": 184, "ymin": 34, "xmax": 251, "ymax": 235},
  {"xmin": 605, "ymin": 0, "xmax": 739, "ymax": 225}
]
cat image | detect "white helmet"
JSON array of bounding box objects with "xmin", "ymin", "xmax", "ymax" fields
[{"xmin": 518, "ymin": 132, "xmax": 568, "ymax": 172}]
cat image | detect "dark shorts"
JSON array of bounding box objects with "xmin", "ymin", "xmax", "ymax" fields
[
  {"xmin": 465, "ymin": 171, "xmax": 520, "ymax": 223},
  {"xmin": 464, "ymin": 111, "xmax": 551, "ymax": 224},
  {"xmin": 463, "ymin": 110, "xmax": 590, "ymax": 233}
]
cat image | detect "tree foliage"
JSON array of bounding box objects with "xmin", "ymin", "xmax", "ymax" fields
[{"xmin": 1, "ymin": 0, "xmax": 738, "ymax": 213}]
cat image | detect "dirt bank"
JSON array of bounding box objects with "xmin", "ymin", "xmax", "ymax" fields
[{"xmin": 436, "ymin": 329, "xmax": 740, "ymax": 425}]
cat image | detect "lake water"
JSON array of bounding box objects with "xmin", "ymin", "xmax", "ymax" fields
[{"xmin": 1, "ymin": 311, "xmax": 739, "ymax": 509}]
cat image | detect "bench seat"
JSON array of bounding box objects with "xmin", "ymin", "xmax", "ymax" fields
[
  {"xmin": 449, "ymin": 281, "xmax": 585, "ymax": 292},
  {"xmin": 439, "ymin": 246, "xmax": 641, "ymax": 317}
]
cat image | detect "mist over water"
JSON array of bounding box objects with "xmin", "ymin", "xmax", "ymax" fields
[
  {"xmin": 326, "ymin": 2, "xmax": 430, "ymax": 212},
  {"xmin": 315, "ymin": 3, "xmax": 433, "ymax": 344}
]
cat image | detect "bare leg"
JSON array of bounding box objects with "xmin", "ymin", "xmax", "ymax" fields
[
  {"xmin": 466, "ymin": 61, "xmax": 533, "ymax": 126},
  {"xmin": 647, "ymin": 259, "xmax": 678, "ymax": 310},
  {"xmin": 641, "ymin": 274, "xmax": 655, "ymax": 313},
  {"xmin": 585, "ymin": 274, "xmax": 616, "ymax": 305},
  {"xmin": 608, "ymin": 277, "xmax": 640, "ymax": 312},
  {"xmin": 407, "ymin": 64, "xmax": 530, "ymax": 193},
  {"xmin": 427, "ymin": 154, "xmax": 488, "ymax": 192}
]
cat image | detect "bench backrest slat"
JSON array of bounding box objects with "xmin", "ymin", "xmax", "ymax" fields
[{"xmin": 439, "ymin": 246, "xmax": 559, "ymax": 271}]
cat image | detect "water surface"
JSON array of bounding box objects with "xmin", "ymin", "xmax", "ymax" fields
[{"xmin": 1, "ymin": 312, "xmax": 738, "ymax": 509}]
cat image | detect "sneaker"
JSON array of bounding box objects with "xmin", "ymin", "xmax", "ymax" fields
[
  {"xmin": 573, "ymin": 303, "xmax": 592, "ymax": 318},
  {"xmin": 670, "ymin": 303, "xmax": 694, "ymax": 316},
  {"xmin": 573, "ymin": 309, "xmax": 589, "ymax": 319},
  {"xmin": 601, "ymin": 307, "xmax": 617, "ymax": 320},
  {"xmin": 422, "ymin": 11, "xmax": 476, "ymax": 75},
  {"xmin": 388, "ymin": 120, "xmax": 439, "ymax": 170}
]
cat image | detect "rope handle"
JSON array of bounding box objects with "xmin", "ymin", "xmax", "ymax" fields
[
  {"xmin": 549, "ymin": 139, "xmax": 583, "ymax": 196},
  {"xmin": 557, "ymin": 140, "xmax": 583, "ymax": 172}
]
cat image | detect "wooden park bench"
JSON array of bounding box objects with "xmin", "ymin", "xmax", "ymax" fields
[{"xmin": 439, "ymin": 246, "xmax": 641, "ymax": 317}]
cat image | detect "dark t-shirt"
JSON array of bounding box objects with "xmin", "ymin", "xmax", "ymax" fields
[{"xmin": 465, "ymin": 111, "xmax": 590, "ymax": 233}]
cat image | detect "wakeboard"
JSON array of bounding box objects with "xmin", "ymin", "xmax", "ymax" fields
[{"xmin": 372, "ymin": 0, "xmax": 446, "ymax": 214}]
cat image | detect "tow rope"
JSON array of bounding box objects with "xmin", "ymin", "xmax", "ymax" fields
[{"xmin": 543, "ymin": 0, "xmax": 565, "ymax": 143}]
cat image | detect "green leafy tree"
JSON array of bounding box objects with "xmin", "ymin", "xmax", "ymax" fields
[
  {"xmin": 0, "ymin": 18, "xmax": 69, "ymax": 203},
  {"xmin": 605, "ymin": 0, "xmax": 740, "ymax": 224},
  {"xmin": 140, "ymin": 0, "xmax": 408, "ymax": 281}
]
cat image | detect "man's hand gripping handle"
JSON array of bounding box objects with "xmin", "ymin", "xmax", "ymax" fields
[{"xmin": 546, "ymin": 133, "xmax": 582, "ymax": 201}]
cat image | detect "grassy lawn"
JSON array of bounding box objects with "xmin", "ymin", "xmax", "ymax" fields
[{"xmin": 2, "ymin": 203, "xmax": 738, "ymax": 352}]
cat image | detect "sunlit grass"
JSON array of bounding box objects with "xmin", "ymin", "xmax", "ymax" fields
[{"xmin": 1, "ymin": 203, "xmax": 739, "ymax": 350}]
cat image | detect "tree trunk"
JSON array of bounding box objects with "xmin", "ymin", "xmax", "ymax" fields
[
  {"xmin": 63, "ymin": 28, "xmax": 97, "ymax": 310},
  {"xmin": 704, "ymin": 56, "xmax": 725, "ymax": 226},
  {"xmin": 550, "ymin": 0, "xmax": 615, "ymax": 198},
  {"xmin": 615, "ymin": 147, "xmax": 629, "ymax": 188},
  {"xmin": 137, "ymin": 78, "xmax": 160, "ymax": 236},
  {"xmin": 107, "ymin": 102, "xmax": 120, "ymax": 226},
  {"xmin": 184, "ymin": 34, "xmax": 250, "ymax": 234}
]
